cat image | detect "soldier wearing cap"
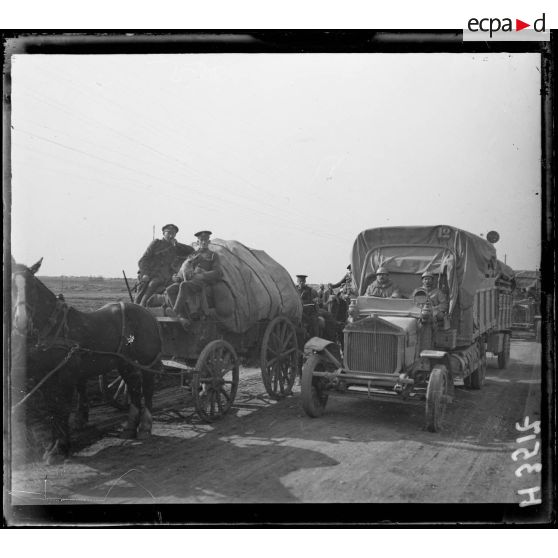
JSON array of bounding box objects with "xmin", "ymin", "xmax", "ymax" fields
[
  {"xmin": 420, "ymin": 271, "xmax": 449, "ymax": 317},
  {"xmin": 171, "ymin": 231, "xmax": 223, "ymax": 323},
  {"xmin": 296, "ymin": 275, "xmax": 320, "ymax": 337},
  {"xmin": 135, "ymin": 224, "xmax": 194, "ymax": 306},
  {"xmin": 365, "ymin": 266, "xmax": 401, "ymax": 298}
]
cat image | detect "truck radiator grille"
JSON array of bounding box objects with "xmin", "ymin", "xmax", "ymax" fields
[{"xmin": 346, "ymin": 332, "xmax": 398, "ymax": 374}]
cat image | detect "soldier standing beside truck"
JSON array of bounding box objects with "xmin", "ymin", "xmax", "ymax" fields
[{"xmin": 296, "ymin": 275, "xmax": 320, "ymax": 337}]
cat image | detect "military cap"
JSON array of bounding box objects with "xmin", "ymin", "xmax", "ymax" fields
[
  {"xmin": 376, "ymin": 266, "xmax": 389, "ymax": 275},
  {"xmin": 162, "ymin": 224, "xmax": 179, "ymax": 233},
  {"xmin": 194, "ymin": 230, "xmax": 212, "ymax": 238},
  {"xmin": 421, "ymin": 271, "xmax": 434, "ymax": 279},
  {"xmin": 296, "ymin": 275, "xmax": 308, "ymax": 280}
]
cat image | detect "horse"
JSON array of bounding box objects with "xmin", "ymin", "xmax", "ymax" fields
[{"xmin": 11, "ymin": 258, "xmax": 162, "ymax": 464}]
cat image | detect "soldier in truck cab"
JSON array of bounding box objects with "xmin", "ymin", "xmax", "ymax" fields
[
  {"xmin": 365, "ymin": 266, "xmax": 402, "ymax": 298},
  {"xmin": 420, "ymin": 271, "xmax": 449, "ymax": 318}
]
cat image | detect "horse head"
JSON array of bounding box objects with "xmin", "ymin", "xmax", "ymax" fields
[{"xmin": 12, "ymin": 257, "xmax": 55, "ymax": 337}]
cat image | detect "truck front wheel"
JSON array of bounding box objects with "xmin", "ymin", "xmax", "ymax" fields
[
  {"xmin": 425, "ymin": 365, "xmax": 449, "ymax": 433},
  {"xmin": 301, "ymin": 354, "xmax": 330, "ymax": 418}
]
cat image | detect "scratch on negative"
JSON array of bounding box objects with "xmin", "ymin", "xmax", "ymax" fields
[{"xmin": 103, "ymin": 468, "xmax": 156, "ymax": 501}]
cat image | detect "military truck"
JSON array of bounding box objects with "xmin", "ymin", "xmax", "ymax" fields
[
  {"xmin": 301, "ymin": 225, "xmax": 514, "ymax": 432},
  {"xmin": 512, "ymin": 270, "xmax": 541, "ymax": 342}
]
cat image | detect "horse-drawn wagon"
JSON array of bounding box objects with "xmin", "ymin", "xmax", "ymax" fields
[
  {"xmin": 11, "ymin": 241, "xmax": 304, "ymax": 462},
  {"xmin": 300, "ymin": 225, "xmax": 515, "ymax": 432},
  {"xmin": 146, "ymin": 239, "xmax": 303, "ymax": 421}
]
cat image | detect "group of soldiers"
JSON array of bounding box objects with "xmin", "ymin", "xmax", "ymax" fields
[
  {"xmin": 135, "ymin": 225, "xmax": 448, "ymax": 329},
  {"xmin": 134, "ymin": 224, "xmax": 222, "ymax": 326},
  {"xmin": 295, "ymin": 264, "xmax": 448, "ymax": 322}
]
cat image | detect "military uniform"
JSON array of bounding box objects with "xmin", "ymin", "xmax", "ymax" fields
[
  {"xmin": 424, "ymin": 287, "xmax": 449, "ymax": 315},
  {"xmin": 171, "ymin": 233, "xmax": 223, "ymax": 320},
  {"xmin": 366, "ymin": 279, "xmax": 395, "ymax": 298},
  {"xmin": 298, "ymin": 283, "xmax": 319, "ymax": 305},
  {"xmin": 296, "ymin": 277, "xmax": 320, "ymax": 337},
  {"xmin": 135, "ymin": 226, "xmax": 194, "ymax": 306}
]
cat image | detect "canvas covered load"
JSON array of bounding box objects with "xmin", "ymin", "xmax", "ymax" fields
[
  {"xmin": 351, "ymin": 226, "xmax": 511, "ymax": 341},
  {"xmin": 205, "ymin": 239, "xmax": 302, "ymax": 334},
  {"xmin": 351, "ymin": 225, "xmax": 499, "ymax": 312}
]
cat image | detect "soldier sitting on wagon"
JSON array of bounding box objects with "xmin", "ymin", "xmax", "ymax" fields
[
  {"xmin": 135, "ymin": 224, "xmax": 194, "ymax": 306},
  {"xmin": 167, "ymin": 230, "xmax": 224, "ymax": 326},
  {"xmin": 365, "ymin": 266, "xmax": 402, "ymax": 298}
]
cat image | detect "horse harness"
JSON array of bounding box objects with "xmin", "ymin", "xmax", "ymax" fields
[{"xmin": 13, "ymin": 293, "xmax": 160, "ymax": 408}]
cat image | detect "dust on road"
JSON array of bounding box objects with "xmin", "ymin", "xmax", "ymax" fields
[{"xmin": 9, "ymin": 339, "xmax": 542, "ymax": 505}]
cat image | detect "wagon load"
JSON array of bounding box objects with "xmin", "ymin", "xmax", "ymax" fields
[{"xmin": 207, "ymin": 239, "xmax": 302, "ymax": 334}]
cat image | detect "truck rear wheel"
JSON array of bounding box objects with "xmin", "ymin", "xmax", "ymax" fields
[
  {"xmin": 425, "ymin": 365, "xmax": 448, "ymax": 433},
  {"xmin": 497, "ymin": 333, "xmax": 511, "ymax": 369},
  {"xmin": 470, "ymin": 352, "xmax": 487, "ymax": 389},
  {"xmin": 301, "ymin": 354, "xmax": 329, "ymax": 418}
]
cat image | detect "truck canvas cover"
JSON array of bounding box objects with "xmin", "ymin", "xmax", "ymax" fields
[
  {"xmin": 208, "ymin": 239, "xmax": 302, "ymax": 334},
  {"xmin": 351, "ymin": 226, "xmax": 502, "ymax": 339}
]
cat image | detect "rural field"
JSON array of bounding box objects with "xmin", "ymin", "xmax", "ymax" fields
[
  {"xmin": 40, "ymin": 276, "xmax": 133, "ymax": 312},
  {"xmin": 7, "ymin": 278, "xmax": 546, "ymax": 520}
]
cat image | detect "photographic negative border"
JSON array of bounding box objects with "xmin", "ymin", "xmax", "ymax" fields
[{"xmin": 2, "ymin": 30, "xmax": 555, "ymax": 526}]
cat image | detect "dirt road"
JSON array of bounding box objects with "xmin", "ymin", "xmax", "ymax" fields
[{"xmin": 9, "ymin": 338, "xmax": 542, "ymax": 507}]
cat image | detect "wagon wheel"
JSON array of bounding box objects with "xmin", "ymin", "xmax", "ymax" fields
[
  {"xmin": 98, "ymin": 371, "xmax": 129, "ymax": 411},
  {"xmin": 192, "ymin": 340, "xmax": 239, "ymax": 422},
  {"xmin": 260, "ymin": 316, "xmax": 299, "ymax": 400},
  {"xmin": 425, "ymin": 365, "xmax": 449, "ymax": 432},
  {"xmin": 301, "ymin": 354, "xmax": 329, "ymax": 418},
  {"xmin": 497, "ymin": 332, "xmax": 511, "ymax": 369}
]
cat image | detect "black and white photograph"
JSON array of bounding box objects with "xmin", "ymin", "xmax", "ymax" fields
[{"xmin": 3, "ymin": 32, "xmax": 553, "ymax": 525}]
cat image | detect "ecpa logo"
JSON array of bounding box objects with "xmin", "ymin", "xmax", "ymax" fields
[{"xmin": 464, "ymin": 13, "xmax": 548, "ymax": 41}]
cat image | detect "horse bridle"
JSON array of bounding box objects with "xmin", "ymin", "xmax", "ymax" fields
[{"xmin": 12, "ymin": 270, "xmax": 70, "ymax": 347}]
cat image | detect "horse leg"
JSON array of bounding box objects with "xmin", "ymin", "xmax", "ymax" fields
[
  {"xmin": 43, "ymin": 381, "xmax": 74, "ymax": 464},
  {"xmin": 73, "ymin": 377, "xmax": 89, "ymax": 430},
  {"xmin": 121, "ymin": 367, "xmax": 142, "ymax": 438},
  {"xmin": 138, "ymin": 369, "xmax": 155, "ymax": 439}
]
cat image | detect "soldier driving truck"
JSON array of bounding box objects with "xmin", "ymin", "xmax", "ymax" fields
[{"xmin": 300, "ymin": 225, "xmax": 514, "ymax": 432}]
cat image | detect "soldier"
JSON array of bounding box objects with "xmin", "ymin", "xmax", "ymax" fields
[
  {"xmin": 420, "ymin": 271, "xmax": 449, "ymax": 317},
  {"xmin": 365, "ymin": 266, "xmax": 401, "ymax": 298},
  {"xmin": 317, "ymin": 284, "xmax": 327, "ymax": 308},
  {"xmin": 135, "ymin": 224, "xmax": 194, "ymax": 306},
  {"xmin": 296, "ymin": 275, "xmax": 320, "ymax": 337},
  {"xmin": 331, "ymin": 264, "xmax": 352, "ymax": 290},
  {"xmin": 171, "ymin": 231, "xmax": 223, "ymax": 325}
]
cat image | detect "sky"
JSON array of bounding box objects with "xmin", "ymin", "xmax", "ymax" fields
[{"xmin": 10, "ymin": 52, "xmax": 541, "ymax": 282}]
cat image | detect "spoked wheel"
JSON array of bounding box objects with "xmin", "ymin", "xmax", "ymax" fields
[
  {"xmin": 425, "ymin": 365, "xmax": 449, "ymax": 432},
  {"xmin": 260, "ymin": 316, "xmax": 299, "ymax": 400},
  {"xmin": 301, "ymin": 354, "xmax": 330, "ymax": 418},
  {"xmin": 497, "ymin": 333, "xmax": 511, "ymax": 369},
  {"xmin": 192, "ymin": 340, "xmax": 239, "ymax": 422},
  {"xmin": 470, "ymin": 342, "xmax": 487, "ymax": 389},
  {"xmin": 98, "ymin": 371, "xmax": 129, "ymax": 410}
]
